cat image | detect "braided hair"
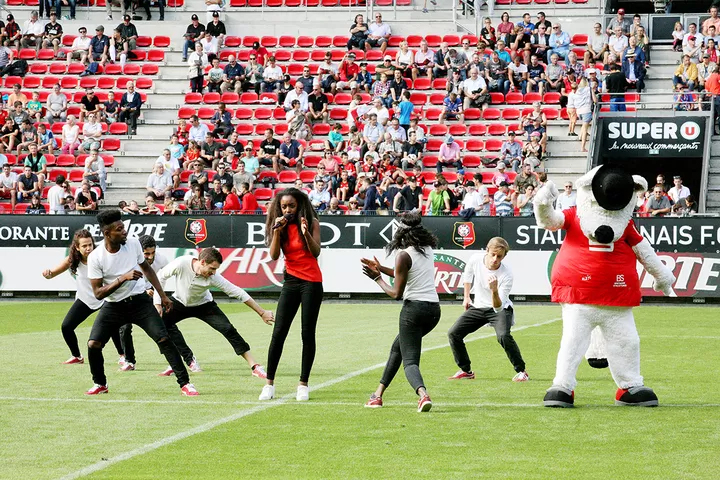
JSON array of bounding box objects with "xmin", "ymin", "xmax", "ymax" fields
[{"xmin": 386, "ymin": 211, "xmax": 437, "ymax": 257}]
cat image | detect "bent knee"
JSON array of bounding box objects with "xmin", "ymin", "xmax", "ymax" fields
[{"xmin": 87, "ymin": 340, "xmax": 102, "ymax": 349}]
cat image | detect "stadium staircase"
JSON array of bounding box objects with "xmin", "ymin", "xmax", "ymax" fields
[{"xmin": 3, "ymin": 0, "xmax": 603, "ymax": 211}]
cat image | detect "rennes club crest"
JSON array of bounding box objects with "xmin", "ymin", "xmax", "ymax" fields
[
  {"xmin": 452, "ymin": 222, "xmax": 476, "ymax": 249},
  {"xmin": 185, "ymin": 218, "xmax": 208, "ymax": 245}
]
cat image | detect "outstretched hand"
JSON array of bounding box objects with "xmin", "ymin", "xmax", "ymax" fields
[
  {"xmin": 360, "ymin": 256, "xmax": 381, "ymax": 271},
  {"xmin": 361, "ymin": 260, "xmax": 381, "ymax": 281},
  {"xmin": 42, "ymin": 269, "xmax": 53, "ymax": 279}
]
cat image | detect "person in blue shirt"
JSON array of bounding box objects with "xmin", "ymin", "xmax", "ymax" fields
[
  {"xmin": 397, "ymin": 90, "xmax": 414, "ymax": 131},
  {"xmin": 221, "ymin": 55, "xmax": 246, "ymax": 94},
  {"xmin": 439, "ymin": 92, "xmax": 463, "ymax": 124},
  {"xmin": 89, "ymin": 25, "xmax": 110, "ymax": 67},
  {"xmin": 517, "ymin": 13, "xmax": 534, "ymax": 36},
  {"xmin": 547, "ymin": 22, "xmax": 570, "ymax": 63},
  {"xmin": 356, "ymin": 62, "xmax": 373, "ymax": 93}
]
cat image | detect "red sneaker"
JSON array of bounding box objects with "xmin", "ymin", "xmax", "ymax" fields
[
  {"xmin": 251, "ymin": 364, "xmax": 267, "ymax": 379},
  {"xmin": 62, "ymin": 356, "xmax": 84, "ymax": 365},
  {"xmin": 157, "ymin": 366, "xmax": 174, "ymax": 376},
  {"xmin": 119, "ymin": 362, "xmax": 135, "ymax": 371},
  {"xmin": 417, "ymin": 394, "xmax": 432, "ymax": 413},
  {"xmin": 364, "ymin": 394, "xmax": 383, "ymax": 408},
  {"xmin": 85, "ymin": 384, "xmax": 108, "ymax": 395},
  {"xmin": 181, "ymin": 383, "xmax": 199, "ymax": 396},
  {"xmin": 448, "ymin": 370, "xmax": 475, "ymax": 380}
]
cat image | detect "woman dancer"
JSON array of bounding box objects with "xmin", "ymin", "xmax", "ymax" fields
[
  {"xmin": 259, "ymin": 188, "xmax": 323, "ymax": 402},
  {"xmin": 43, "ymin": 229, "xmax": 124, "ymax": 365},
  {"xmin": 361, "ymin": 212, "xmax": 441, "ymax": 412}
]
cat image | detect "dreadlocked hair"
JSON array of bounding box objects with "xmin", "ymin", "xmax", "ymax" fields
[
  {"xmin": 69, "ymin": 229, "xmax": 95, "ymax": 275},
  {"xmin": 264, "ymin": 188, "xmax": 318, "ymax": 248},
  {"xmin": 386, "ymin": 211, "xmax": 437, "ymax": 256}
]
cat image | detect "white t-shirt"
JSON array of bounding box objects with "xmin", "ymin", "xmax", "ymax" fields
[
  {"xmin": 462, "ymin": 190, "xmax": 483, "ymax": 210},
  {"xmin": 668, "ymin": 185, "xmax": 690, "ymax": 203},
  {"xmin": 608, "ymin": 34, "xmax": 628, "ymax": 53},
  {"xmin": 47, "ymin": 184, "xmax": 66, "ymax": 214},
  {"xmin": 71, "ymin": 36, "xmax": 92, "ymax": 51},
  {"xmin": 87, "ymin": 237, "xmax": 147, "ymax": 302},
  {"xmin": 463, "ymin": 76, "xmax": 487, "ymax": 95},
  {"xmin": 0, "ymin": 171, "xmax": 17, "ymax": 188},
  {"xmin": 83, "ymin": 122, "xmax": 102, "ymax": 139},
  {"xmin": 368, "ymin": 22, "xmax": 391, "ymax": 38},
  {"xmin": 555, "ymin": 191, "xmax": 577, "ymax": 211},
  {"xmin": 141, "ymin": 252, "xmax": 169, "ymax": 291},
  {"xmin": 63, "ymin": 124, "xmax": 80, "ymax": 144},
  {"xmin": 75, "ymin": 261, "xmax": 104, "ymax": 310},
  {"xmin": 402, "ymin": 247, "xmax": 439, "ymax": 302},
  {"xmin": 463, "ymin": 253, "xmax": 513, "ymax": 311},
  {"xmin": 263, "ymin": 66, "xmax": 283, "ymax": 81}
]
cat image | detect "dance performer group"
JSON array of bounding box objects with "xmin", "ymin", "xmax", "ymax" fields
[{"xmin": 45, "ymin": 188, "xmax": 528, "ymax": 411}]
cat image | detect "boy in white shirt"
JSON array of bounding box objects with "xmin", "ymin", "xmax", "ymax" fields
[{"xmin": 447, "ymin": 237, "xmax": 529, "ymax": 382}]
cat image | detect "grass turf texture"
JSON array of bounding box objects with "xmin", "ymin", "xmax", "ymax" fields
[{"xmin": 1, "ymin": 302, "xmax": 718, "ymax": 480}]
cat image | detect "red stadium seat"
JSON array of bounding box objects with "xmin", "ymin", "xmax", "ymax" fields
[
  {"xmin": 234, "ymin": 107, "xmax": 252, "ymax": 120},
  {"xmin": 461, "ymin": 35, "xmax": 478, "ymax": 45},
  {"xmin": 104, "ymin": 63, "xmax": 122, "ymax": 75},
  {"xmin": 502, "ymin": 108, "xmax": 521, "ymax": 120},
  {"xmin": 184, "ymin": 93, "xmax": 202, "ymax": 104},
  {"xmin": 543, "ymin": 92, "xmax": 561, "ymax": 104},
  {"xmin": 429, "ymin": 124, "xmax": 447, "ymax": 136},
  {"xmin": 465, "ymin": 140, "xmax": 484, "ymax": 152},
  {"xmin": 224, "ymin": 36, "xmax": 241, "ymax": 47},
  {"xmin": 413, "ymin": 78, "xmax": 431, "ymax": 90},
  {"xmin": 312, "ymin": 124, "xmax": 331, "ymax": 135},
  {"xmin": 426, "ymin": 139, "xmax": 442, "ymax": 151},
  {"xmin": 203, "ymin": 92, "xmax": 221, "ymax": 104},
  {"xmin": 279, "ymin": 35, "xmax": 296, "ymax": 47},
  {"xmin": 409, "ymin": 93, "xmax": 427, "ymax": 105},
  {"xmin": 425, "ymin": 108, "xmax": 442, "ymax": 121},
  {"xmin": 489, "ymin": 92, "xmax": 505, "ymax": 104},
  {"xmin": 18, "ymin": 49, "xmax": 36, "ymax": 60},
  {"xmin": 406, "ymin": 35, "xmax": 423, "ymax": 47},
  {"xmin": 422, "ymin": 156, "xmax": 438, "ymax": 168},
  {"xmin": 505, "ymin": 92, "xmax": 523, "ymax": 104},
  {"xmin": 102, "ymin": 138, "xmax": 121, "ymax": 151},
  {"xmin": 333, "ymin": 36, "xmax": 350, "ymax": 48},
  {"xmin": 482, "ymin": 108, "xmax": 501, "ymax": 120},
  {"xmin": 135, "ymin": 78, "xmax": 153, "ymax": 90},
  {"xmin": 240, "ymin": 92, "xmax": 258, "ymax": 104},
  {"xmin": 136, "ymin": 35, "xmax": 152, "ymax": 47},
  {"xmin": 147, "ymin": 50, "xmax": 165, "ymax": 62},
  {"xmin": 278, "ymin": 171, "xmax": 297, "ymax": 183},
  {"xmin": 542, "ymin": 107, "xmax": 559, "ymax": 120},
  {"xmin": 449, "ymin": 124, "xmax": 466, "ymax": 136},
  {"xmin": 67, "ymin": 63, "xmax": 86, "ymax": 74},
  {"xmin": 235, "ymin": 124, "xmax": 253, "ymax": 135},
  {"xmin": 49, "ymin": 168, "xmax": 68, "ymax": 181},
  {"xmin": 230, "ymin": 0, "xmax": 246, "ymax": 5},
  {"xmin": 463, "ymin": 155, "xmax": 482, "ymax": 168},
  {"xmin": 123, "ymin": 64, "xmax": 141, "ymax": 75},
  {"xmin": 261, "ymin": 36, "xmax": 278, "ymax": 47},
  {"xmin": 329, "ymin": 108, "xmax": 347, "ymax": 120},
  {"xmin": 97, "ymin": 77, "xmax": 115, "ymax": 89},
  {"xmin": 488, "ymin": 123, "xmax": 507, "ymax": 136},
  {"xmin": 141, "ymin": 64, "xmax": 159, "ymax": 76},
  {"xmin": 37, "ymin": 49, "xmax": 55, "ymax": 60},
  {"xmin": 29, "ymin": 63, "xmax": 47, "ymax": 74},
  {"xmin": 524, "ymin": 92, "xmax": 542, "ymax": 104},
  {"xmin": 464, "ymin": 108, "xmax": 481, "ymax": 120},
  {"xmin": 296, "ymin": 36, "xmax": 314, "ymax": 48},
  {"xmin": 485, "ymin": 139, "xmax": 502, "ymax": 151},
  {"xmin": 315, "ymin": 36, "xmax": 332, "ymax": 48},
  {"xmin": 443, "ymin": 35, "xmax": 461, "ymax": 46},
  {"xmin": 220, "ymin": 92, "xmax": 239, "ymax": 104},
  {"xmin": 198, "ymin": 107, "xmax": 215, "ymax": 119},
  {"xmin": 259, "ymin": 93, "xmax": 277, "ymax": 104},
  {"xmin": 254, "ymin": 108, "xmax": 273, "ymax": 120},
  {"xmin": 23, "ymin": 76, "xmax": 40, "ymax": 89},
  {"xmin": 468, "ymin": 124, "xmax": 487, "ymax": 136},
  {"xmin": 56, "ymin": 155, "xmax": 75, "ymax": 167}
]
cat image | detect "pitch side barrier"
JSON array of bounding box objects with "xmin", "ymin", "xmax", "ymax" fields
[{"xmin": 3, "ymin": 215, "xmax": 720, "ymax": 301}]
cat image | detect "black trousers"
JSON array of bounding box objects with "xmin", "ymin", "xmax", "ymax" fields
[
  {"xmin": 61, "ymin": 299, "xmax": 123, "ymax": 358},
  {"xmin": 380, "ymin": 300, "xmax": 441, "ymax": 394},
  {"xmin": 190, "ymin": 76, "xmax": 204, "ymax": 93},
  {"xmin": 143, "ymin": 0, "xmax": 165, "ymax": 18},
  {"xmin": 120, "ymin": 323, "xmax": 136, "ymax": 364},
  {"xmin": 87, "ymin": 294, "xmax": 189, "ymax": 387},
  {"xmin": 448, "ymin": 306, "xmax": 526, "ymax": 373},
  {"xmin": 162, "ymin": 297, "xmax": 252, "ymax": 366},
  {"xmin": 266, "ymin": 273, "xmax": 323, "ymax": 383},
  {"xmin": 118, "ymin": 109, "xmax": 140, "ymax": 130}
]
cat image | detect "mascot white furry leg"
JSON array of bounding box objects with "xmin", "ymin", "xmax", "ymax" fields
[{"xmin": 533, "ymin": 165, "xmax": 676, "ymax": 408}]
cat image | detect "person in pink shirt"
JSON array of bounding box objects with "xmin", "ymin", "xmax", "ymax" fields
[
  {"xmin": 437, "ymin": 134, "xmax": 463, "ymax": 174},
  {"xmin": 493, "ymin": 162, "xmax": 511, "ymax": 187}
]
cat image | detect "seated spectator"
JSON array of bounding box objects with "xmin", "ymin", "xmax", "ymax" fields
[
  {"xmin": 433, "ymin": 42, "xmax": 450, "ymax": 79},
  {"xmin": 79, "ymin": 113, "xmax": 103, "ymax": 153},
  {"xmin": 508, "ymin": 56, "xmax": 528, "ymax": 95},
  {"xmin": 206, "ymin": 11, "xmax": 226, "ymax": 49},
  {"xmin": 199, "ymin": 132, "xmax": 221, "ymax": 168},
  {"xmin": 119, "ymin": 82, "xmax": 142, "ymax": 135},
  {"xmin": 207, "ymin": 178, "xmax": 226, "ymax": 210},
  {"xmin": 672, "ymin": 21, "xmax": 685, "ymax": 52},
  {"xmin": 366, "ymin": 13, "xmax": 391, "ymax": 54},
  {"xmin": 188, "ymin": 115, "xmax": 210, "ymax": 144},
  {"xmin": 1, "ymin": 14, "xmax": 22, "ymax": 50},
  {"xmin": 283, "ymin": 82, "xmax": 309, "ymax": 113},
  {"xmin": 117, "ymin": 14, "xmax": 138, "ymax": 56},
  {"xmin": 42, "ymin": 12, "xmax": 63, "ymax": 57},
  {"xmin": 607, "ymin": 25, "xmax": 628, "ymax": 64},
  {"xmin": 87, "ymin": 25, "xmax": 110, "ymax": 68},
  {"xmin": 261, "ymin": 56, "xmax": 283, "ymax": 93},
  {"xmin": 556, "ymin": 181, "xmax": 577, "ymax": 210},
  {"xmin": 84, "ymin": 149, "xmax": 107, "ymax": 192},
  {"xmin": 108, "ymin": 28, "xmax": 128, "ymax": 66},
  {"xmin": 335, "ymin": 169, "xmax": 352, "ymax": 202},
  {"xmin": 674, "ymin": 55, "xmax": 698, "ymax": 91},
  {"xmin": 512, "ymin": 184, "xmax": 535, "ymax": 217},
  {"xmin": 8, "ymin": 84, "xmax": 28, "ymax": 109},
  {"xmin": 212, "ymin": 162, "xmax": 233, "ymax": 189},
  {"xmin": 463, "ymin": 67, "xmax": 490, "ymax": 111},
  {"xmin": 220, "ymin": 55, "xmax": 245, "ymax": 94},
  {"xmin": 372, "ymin": 72, "xmax": 392, "ymax": 108},
  {"xmin": 438, "ymin": 91, "xmax": 463, "ymax": 125},
  {"xmin": 566, "ymin": 51, "xmax": 585, "ymax": 79},
  {"xmin": 672, "ymin": 194, "xmax": 698, "ymax": 216},
  {"xmin": 646, "ymin": 184, "xmax": 672, "ymax": 217},
  {"xmin": 60, "ymin": 116, "xmax": 81, "ymax": 155},
  {"xmin": 16, "ymin": 120, "xmax": 37, "ymax": 157},
  {"xmin": 394, "ymin": 41, "xmax": 414, "ymax": 80},
  {"xmin": 24, "ymin": 143, "xmax": 47, "ymax": 190},
  {"xmin": 186, "ymin": 184, "xmax": 207, "ymax": 211},
  {"xmin": 606, "ymin": 8, "xmax": 632, "ymax": 36},
  {"xmin": 232, "ymin": 160, "xmax": 254, "ymax": 190},
  {"xmin": 75, "ymin": 182, "xmax": 98, "ymax": 214},
  {"xmin": 101, "ymin": 91, "xmax": 120, "ymax": 124},
  {"xmin": 210, "ymin": 102, "xmax": 233, "ymax": 139},
  {"xmin": 26, "ymin": 92, "xmax": 43, "ymax": 124},
  {"xmin": 243, "ymin": 54, "xmax": 264, "ymax": 94},
  {"xmin": 0, "ymin": 117, "xmax": 20, "ymax": 153},
  {"xmin": 485, "ymin": 51, "xmax": 509, "ymax": 95},
  {"xmin": 249, "ymin": 41, "xmax": 269, "ymax": 66},
  {"xmin": 238, "ymin": 182, "xmax": 260, "ymax": 213},
  {"xmin": 513, "ymin": 162, "xmax": 539, "ymax": 192},
  {"xmin": 323, "ymin": 197, "xmax": 342, "ymax": 215},
  {"xmin": 622, "ymin": 52, "xmax": 646, "ymax": 92},
  {"xmin": 286, "ymin": 100, "xmax": 310, "ymax": 141},
  {"xmin": 500, "ymin": 132, "xmax": 522, "ymax": 171},
  {"xmin": 413, "ymin": 40, "xmax": 435, "ymax": 81},
  {"xmin": 146, "ymin": 162, "xmax": 173, "ymax": 200},
  {"xmin": 668, "ymin": 175, "xmax": 690, "ymax": 203},
  {"xmin": 505, "ymin": 29, "xmax": 527, "ymax": 64},
  {"xmin": 401, "ymin": 132, "xmax": 424, "ymax": 170},
  {"xmin": 324, "ymin": 123, "xmax": 345, "ymax": 153},
  {"xmin": 674, "ymin": 84, "xmax": 698, "ymax": 111},
  {"xmin": 425, "ymin": 181, "xmax": 450, "ymax": 215},
  {"xmin": 348, "ymin": 14, "xmax": 369, "ymax": 51},
  {"xmin": 26, "ymin": 193, "xmax": 46, "ymax": 214},
  {"xmin": 182, "ymin": 14, "xmax": 206, "ymax": 62},
  {"xmin": 525, "ymin": 55, "xmax": 546, "ymax": 96},
  {"xmin": 17, "ymin": 165, "xmax": 39, "ymax": 202},
  {"xmin": 385, "ymin": 118, "xmax": 407, "ymax": 143},
  {"xmin": 21, "ymin": 11, "xmax": 44, "ymax": 50},
  {"xmin": 388, "ymin": 69, "xmax": 408, "ymax": 106},
  {"xmin": 544, "ymin": 54, "xmax": 565, "ymax": 93},
  {"xmin": 206, "ymin": 58, "xmax": 224, "ymax": 93},
  {"xmin": 492, "ymin": 162, "xmax": 510, "ymax": 187},
  {"xmin": 699, "ymin": 54, "xmax": 718, "ymax": 91},
  {"xmin": 221, "ymin": 183, "xmax": 240, "ymax": 211},
  {"xmin": 523, "ymin": 133, "xmax": 543, "ymax": 169},
  {"xmin": 494, "ymin": 181, "xmax": 513, "ymax": 217},
  {"xmin": 0, "ymin": 42, "xmax": 14, "ymax": 74},
  {"xmin": 199, "ymin": 34, "xmax": 218, "ymax": 63},
  {"xmin": 437, "ymin": 135, "xmax": 463, "ymax": 174},
  {"xmin": 337, "ymin": 52, "xmax": 360, "ymax": 93},
  {"xmin": 188, "ymin": 42, "xmax": 209, "ymax": 94},
  {"xmin": 0, "ymin": 162, "xmax": 18, "ymax": 210},
  {"xmin": 156, "ymin": 148, "xmax": 180, "ymax": 189},
  {"xmin": 585, "ymin": 23, "xmax": 608, "ymax": 68},
  {"xmin": 378, "ymin": 132, "xmax": 403, "ymax": 165},
  {"xmin": 547, "ymin": 22, "xmax": 570, "ymax": 63},
  {"xmin": 309, "ymin": 178, "xmax": 331, "ymax": 211},
  {"xmin": 139, "ymin": 194, "xmax": 161, "ymax": 215},
  {"xmin": 445, "ymin": 48, "xmax": 469, "ymax": 80},
  {"xmin": 278, "ymin": 133, "xmax": 304, "ymax": 174}
]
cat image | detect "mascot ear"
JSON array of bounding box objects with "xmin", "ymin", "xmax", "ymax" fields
[{"xmin": 632, "ymin": 175, "xmax": 648, "ymax": 193}]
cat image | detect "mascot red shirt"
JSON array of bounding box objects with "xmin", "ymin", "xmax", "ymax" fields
[{"xmin": 551, "ymin": 207, "xmax": 644, "ymax": 307}]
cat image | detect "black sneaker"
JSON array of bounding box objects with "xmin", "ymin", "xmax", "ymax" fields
[
  {"xmin": 615, "ymin": 386, "xmax": 658, "ymax": 407},
  {"xmin": 543, "ymin": 387, "xmax": 574, "ymax": 408}
]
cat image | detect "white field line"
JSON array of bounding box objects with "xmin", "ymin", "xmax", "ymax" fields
[
  {"xmin": 54, "ymin": 317, "xmax": 560, "ymax": 480},
  {"xmin": 3, "ymin": 397, "xmax": 720, "ymax": 409}
]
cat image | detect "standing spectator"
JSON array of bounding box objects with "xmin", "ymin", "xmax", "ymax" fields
[
  {"xmin": 199, "ymin": 30, "xmax": 219, "ymax": 63},
  {"xmin": 673, "ymin": 55, "xmax": 698, "ymax": 91},
  {"xmin": 493, "ymin": 181, "xmax": 513, "ymax": 217},
  {"xmin": 42, "ymin": 12, "xmax": 63, "ymax": 57},
  {"xmin": 622, "ymin": 52, "xmax": 646, "ymax": 92},
  {"xmin": 21, "ymin": 11, "xmax": 44, "ymax": 50},
  {"xmin": 437, "ymin": 135, "xmax": 463, "ymax": 174},
  {"xmin": 668, "ymin": 176, "xmax": 690, "ymax": 203},
  {"xmin": 278, "ymin": 133, "xmax": 304, "ymax": 174},
  {"xmin": 585, "ymin": 23, "xmax": 608, "ymax": 68},
  {"xmin": 206, "ymin": 11, "xmax": 226, "ymax": 49},
  {"xmin": 79, "ymin": 89, "xmax": 102, "ymax": 122},
  {"xmin": 205, "ymin": 0, "xmax": 223, "ymax": 23},
  {"xmin": 142, "ymin": 0, "xmax": 165, "ymax": 21},
  {"xmin": 119, "ymin": 81, "xmax": 142, "ymax": 135},
  {"xmin": 575, "ymin": 78, "xmax": 595, "ymax": 152},
  {"xmin": 60, "ymin": 116, "xmax": 81, "ymax": 155},
  {"xmin": 79, "ymin": 114, "xmax": 103, "ymax": 153},
  {"xmin": 366, "ymin": 13, "xmax": 391, "ymax": 54},
  {"xmin": 220, "ymin": 55, "xmax": 245, "ymax": 94},
  {"xmin": 347, "ymin": 14, "xmax": 368, "ymax": 51},
  {"xmin": 84, "ymin": 149, "xmax": 107, "ymax": 192},
  {"xmin": 646, "ymin": 184, "xmax": 672, "ymax": 217},
  {"xmin": 187, "ymin": 42, "xmax": 209, "ymax": 94},
  {"xmin": 102, "ymin": 91, "xmax": 120, "ymax": 124},
  {"xmin": 606, "ymin": 8, "xmax": 632, "ymax": 36},
  {"xmin": 261, "ymin": 57, "xmax": 283, "ymax": 93},
  {"xmin": 146, "ymin": 162, "xmax": 173, "ymax": 200},
  {"xmin": 635, "ymin": 25, "xmax": 650, "ymax": 65},
  {"xmin": 425, "ymin": 181, "xmax": 450, "ymax": 215},
  {"xmin": 306, "ymin": 84, "xmax": 329, "ymax": 125},
  {"xmin": 46, "ymin": 85, "xmax": 69, "ymax": 124},
  {"xmin": 547, "ymin": 23, "xmax": 570, "ymax": 63},
  {"xmin": 88, "ymin": 26, "xmax": 110, "ymax": 68},
  {"xmin": 2, "ymin": 14, "xmax": 22, "ymax": 49},
  {"xmin": 556, "ymin": 182, "xmax": 577, "ymax": 210},
  {"xmin": 182, "ymin": 15, "xmax": 205, "ymax": 62},
  {"xmin": 0, "ymin": 162, "xmax": 18, "ymax": 211}
]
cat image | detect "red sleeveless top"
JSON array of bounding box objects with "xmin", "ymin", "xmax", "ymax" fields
[{"xmin": 282, "ymin": 223, "xmax": 322, "ymax": 283}]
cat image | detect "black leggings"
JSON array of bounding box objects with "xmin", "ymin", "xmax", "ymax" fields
[
  {"xmin": 61, "ymin": 299, "xmax": 123, "ymax": 359},
  {"xmin": 266, "ymin": 273, "xmax": 323, "ymax": 383},
  {"xmin": 380, "ymin": 300, "xmax": 441, "ymax": 394}
]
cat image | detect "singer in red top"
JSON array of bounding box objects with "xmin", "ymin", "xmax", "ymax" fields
[{"xmin": 260, "ymin": 188, "xmax": 323, "ymax": 402}]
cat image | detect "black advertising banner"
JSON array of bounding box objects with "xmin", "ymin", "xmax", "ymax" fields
[
  {"xmin": 600, "ymin": 117, "xmax": 705, "ymax": 157},
  {"xmin": 4, "ymin": 215, "xmax": 720, "ymax": 252}
]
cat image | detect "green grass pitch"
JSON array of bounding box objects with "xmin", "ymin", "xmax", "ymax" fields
[{"xmin": 1, "ymin": 302, "xmax": 719, "ymax": 479}]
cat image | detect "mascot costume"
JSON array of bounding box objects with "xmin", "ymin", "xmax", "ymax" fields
[{"xmin": 533, "ymin": 164, "xmax": 676, "ymax": 408}]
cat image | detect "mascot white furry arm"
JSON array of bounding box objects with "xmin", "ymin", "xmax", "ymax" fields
[{"xmin": 534, "ymin": 165, "xmax": 675, "ymax": 408}]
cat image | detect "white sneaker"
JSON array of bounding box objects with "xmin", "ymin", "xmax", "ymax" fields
[
  {"xmin": 296, "ymin": 385, "xmax": 309, "ymax": 402},
  {"xmin": 259, "ymin": 384, "xmax": 275, "ymax": 401},
  {"xmin": 189, "ymin": 357, "xmax": 202, "ymax": 373},
  {"xmin": 512, "ymin": 371, "xmax": 529, "ymax": 382},
  {"xmin": 117, "ymin": 355, "xmax": 125, "ymax": 365}
]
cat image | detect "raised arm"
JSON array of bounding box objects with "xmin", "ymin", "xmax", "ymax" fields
[
  {"xmin": 533, "ymin": 180, "xmax": 565, "ymax": 230},
  {"xmin": 362, "ymin": 251, "xmax": 411, "ymax": 300},
  {"xmin": 42, "ymin": 256, "xmax": 72, "ymax": 279}
]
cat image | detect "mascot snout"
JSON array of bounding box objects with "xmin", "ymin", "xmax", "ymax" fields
[{"xmin": 594, "ymin": 225, "xmax": 614, "ymax": 244}]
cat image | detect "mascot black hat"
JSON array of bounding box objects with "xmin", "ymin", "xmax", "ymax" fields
[{"xmin": 591, "ymin": 164, "xmax": 635, "ymax": 211}]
